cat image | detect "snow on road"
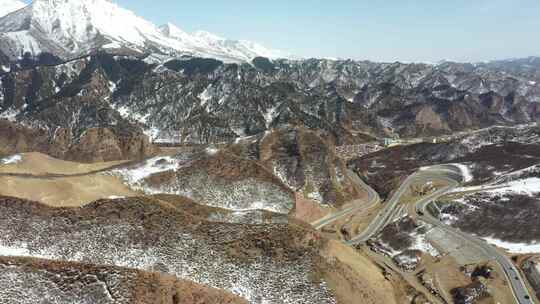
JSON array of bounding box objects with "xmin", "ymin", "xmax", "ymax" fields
[{"xmin": 111, "ymin": 156, "xmax": 179, "ymax": 186}]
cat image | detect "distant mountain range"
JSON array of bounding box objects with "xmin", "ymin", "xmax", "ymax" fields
[{"xmin": 0, "ymin": 0, "xmax": 287, "ymax": 63}]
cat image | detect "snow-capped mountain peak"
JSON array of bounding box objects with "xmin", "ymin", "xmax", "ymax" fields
[
  {"xmin": 0, "ymin": 0, "xmax": 26, "ymax": 18},
  {"xmin": 0, "ymin": 0, "xmax": 289, "ymax": 63}
]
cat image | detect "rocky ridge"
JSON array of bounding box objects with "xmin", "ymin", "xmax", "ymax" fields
[{"xmin": 2, "ymin": 53, "xmax": 539, "ymax": 161}]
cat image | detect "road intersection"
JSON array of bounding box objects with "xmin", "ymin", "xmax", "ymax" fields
[{"xmin": 314, "ymin": 164, "xmax": 534, "ymax": 304}]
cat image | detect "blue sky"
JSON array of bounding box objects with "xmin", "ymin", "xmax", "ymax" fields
[{"xmin": 28, "ymin": 0, "xmax": 540, "ymax": 62}]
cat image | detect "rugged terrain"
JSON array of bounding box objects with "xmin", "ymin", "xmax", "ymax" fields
[
  {"xmin": 0, "ymin": 195, "xmax": 398, "ymax": 303},
  {"xmin": 112, "ymin": 148, "xmax": 296, "ymax": 213},
  {"xmin": 1, "ymin": 51, "xmax": 540, "ymax": 160},
  {"xmin": 227, "ymin": 128, "xmax": 362, "ymax": 208},
  {"xmin": 348, "ymin": 124, "xmax": 540, "ymax": 197},
  {"xmin": 436, "ymin": 164, "xmax": 540, "ymax": 248},
  {"xmin": 0, "ymin": 0, "xmax": 538, "ymax": 156},
  {"xmin": 1, "ymin": 1, "xmax": 540, "ymax": 303}
]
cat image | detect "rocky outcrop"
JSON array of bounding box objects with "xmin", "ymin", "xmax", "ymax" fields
[
  {"xmin": 0, "ymin": 120, "xmax": 157, "ymax": 162},
  {"xmin": 0, "ymin": 53, "xmax": 159, "ymax": 162},
  {"xmin": 414, "ymin": 105, "xmax": 449, "ymax": 134},
  {"xmin": 251, "ymin": 128, "xmax": 361, "ymax": 207},
  {"xmin": 65, "ymin": 127, "xmax": 157, "ymax": 162}
]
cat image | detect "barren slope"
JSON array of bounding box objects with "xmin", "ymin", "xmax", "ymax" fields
[
  {"xmin": 0, "ymin": 256, "xmax": 246, "ymax": 304},
  {"xmin": 0, "ymin": 195, "xmax": 397, "ymax": 303},
  {"xmin": 0, "ymin": 152, "xmax": 127, "ymax": 175}
]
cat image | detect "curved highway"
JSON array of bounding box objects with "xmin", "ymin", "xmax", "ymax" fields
[
  {"xmin": 311, "ymin": 169, "xmax": 380, "ymax": 230},
  {"xmin": 319, "ymin": 163, "xmax": 534, "ymax": 303},
  {"xmin": 414, "ymin": 167, "xmax": 533, "ymax": 304},
  {"xmin": 345, "ymin": 165, "xmax": 458, "ymax": 245}
]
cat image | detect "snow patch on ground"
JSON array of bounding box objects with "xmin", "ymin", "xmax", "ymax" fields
[
  {"xmin": 143, "ymin": 126, "xmax": 160, "ymax": 142},
  {"xmin": 0, "ymin": 154, "xmax": 22, "ymax": 165},
  {"xmin": 111, "ymin": 156, "xmax": 179, "ymax": 185},
  {"xmin": 198, "ymin": 87, "xmax": 212, "ymax": 107},
  {"xmin": 107, "ymin": 195, "xmax": 125, "ymax": 199},
  {"xmin": 0, "ymin": 107, "xmax": 21, "ymax": 122},
  {"xmin": 483, "ymin": 237, "xmax": 540, "ymax": 254},
  {"xmin": 0, "ymin": 242, "xmax": 49, "ymax": 259},
  {"xmin": 450, "ymin": 165, "xmax": 540, "ymax": 195},
  {"xmin": 376, "ymin": 219, "xmax": 439, "ymax": 259},
  {"xmin": 452, "ymin": 163, "xmax": 474, "ymax": 183},
  {"xmin": 263, "ymin": 106, "xmax": 278, "ymax": 128},
  {"xmin": 234, "ymin": 135, "xmax": 258, "ymax": 145},
  {"xmin": 485, "ymin": 177, "xmax": 540, "ymax": 196},
  {"xmin": 108, "ymin": 81, "xmax": 117, "ymax": 92},
  {"xmin": 500, "ymin": 164, "xmax": 540, "ymax": 179},
  {"xmin": 205, "ymin": 147, "xmax": 219, "ymax": 155},
  {"xmin": 112, "ymin": 103, "xmax": 151, "ymax": 125},
  {"xmin": 306, "ymin": 190, "xmax": 323, "ymax": 202},
  {"xmin": 409, "ymin": 225, "xmax": 440, "ymax": 257},
  {"xmin": 440, "ymin": 213, "xmax": 459, "ymax": 225}
]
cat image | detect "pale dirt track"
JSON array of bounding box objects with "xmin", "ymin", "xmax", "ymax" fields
[
  {"xmin": 0, "ymin": 174, "xmax": 138, "ymax": 207},
  {"xmin": 0, "ymin": 152, "xmax": 139, "ymax": 207},
  {"xmin": 0, "ymin": 152, "xmax": 128, "ymax": 176}
]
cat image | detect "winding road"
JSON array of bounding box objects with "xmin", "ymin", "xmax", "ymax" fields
[
  {"xmin": 414, "ymin": 169, "xmax": 533, "ymax": 304},
  {"xmin": 314, "ymin": 164, "xmax": 534, "ymax": 304},
  {"xmin": 310, "ymin": 169, "xmax": 379, "ymax": 230}
]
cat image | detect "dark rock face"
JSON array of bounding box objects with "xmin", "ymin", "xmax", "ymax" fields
[
  {"xmin": 0, "ymin": 120, "xmax": 156, "ymax": 162},
  {"xmin": 0, "ymin": 53, "xmax": 158, "ymax": 161},
  {"xmin": 450, "ymin": 281, "xmax": 489, "ymax": 304},
  {"xmin": 1, "ymin": 53, "xmax": 540, "ymax": 157}
]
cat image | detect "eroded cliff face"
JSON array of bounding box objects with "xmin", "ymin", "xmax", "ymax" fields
[
  {"xmin": 225, "ymin": 128, "xmax": 361, "ymax": 208},
  {"xmin": 0, "ymin": 120, "xmax": 157, "ymax": 162},
  {"xmin": 0, "ymin": 54, "xmax": 159, "ymax": 161}
]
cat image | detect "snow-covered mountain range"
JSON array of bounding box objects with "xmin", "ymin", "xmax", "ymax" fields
[
  {"xmin": 0, "ymin": 0, "xmax": 287, "ymax": 63},
  {"xmin": 0, "ymin": 0, "xmax": 538, "ymax": 159}
]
